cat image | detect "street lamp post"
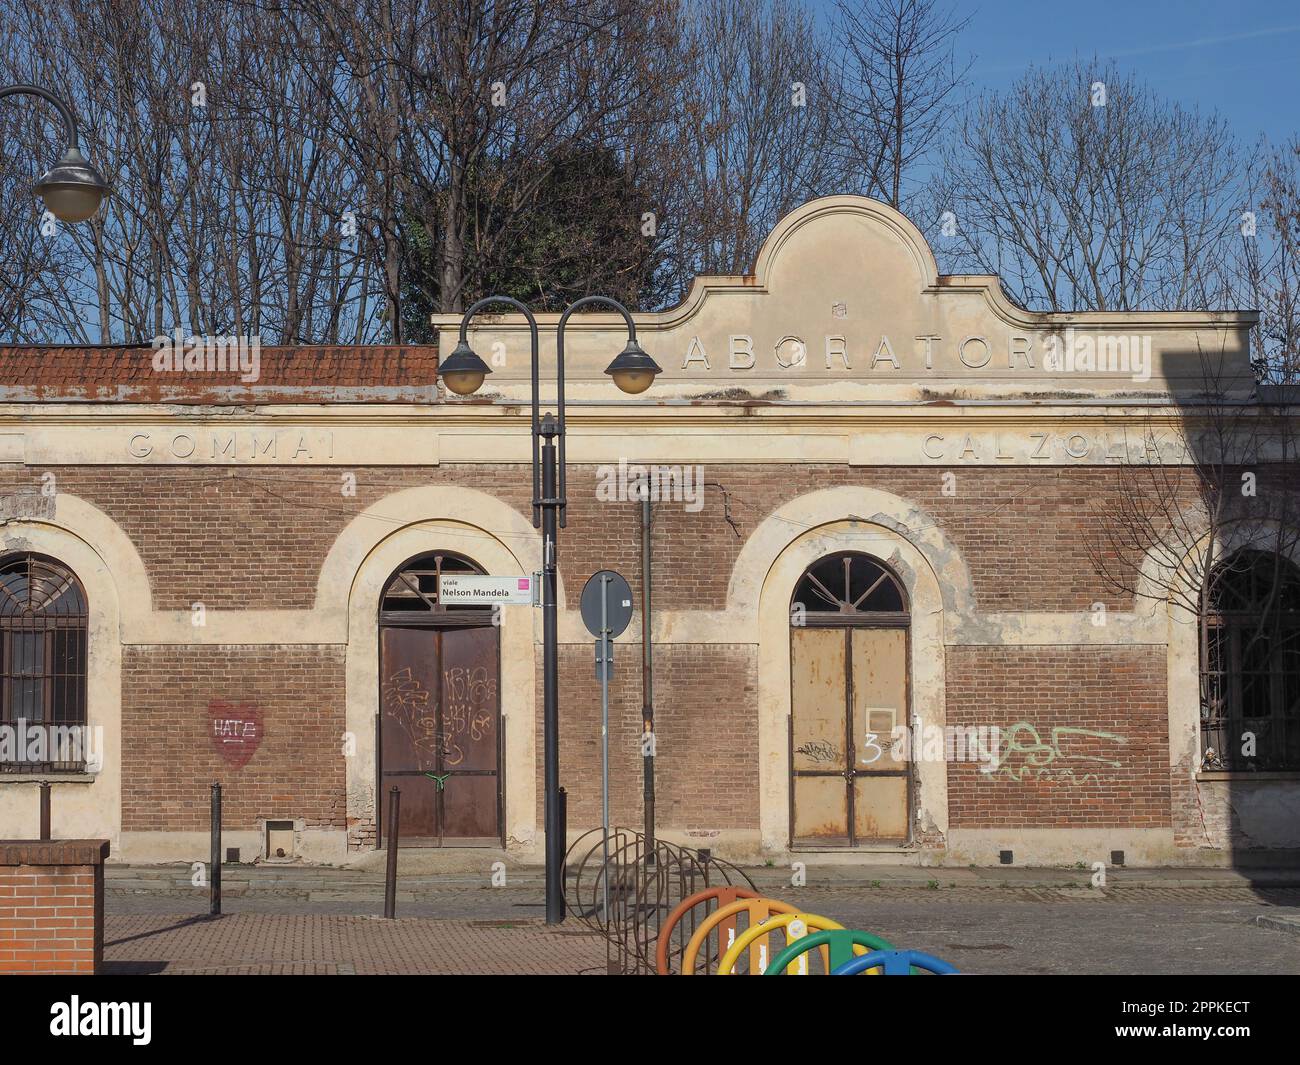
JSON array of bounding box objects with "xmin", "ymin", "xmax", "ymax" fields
[
  {"xmin": 438, "ymin": 295, "xmax": 661, "ymax": 925},
  {"xmin": 0, "ymin": 84, "xmax": 108, "ymax": 222}
]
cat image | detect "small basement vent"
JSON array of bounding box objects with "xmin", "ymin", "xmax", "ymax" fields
[{"xmin": 266, "ymin": 820, "xmax": 296, "ymax": 860}]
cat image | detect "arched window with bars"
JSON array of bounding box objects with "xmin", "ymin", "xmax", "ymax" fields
[
  {"xmin": 1201, "ymin": 549, "xmax": 1300, "ymax": 771},
  {"xmin": 379, "ymin": 550, "xmax": 491, "ymax": 625},
  {"xmin": 791, "ymin": 551, "xmax": 909, "ymax": 620},
  {"xmin": 0, "ymin": 553, "xmax": 89, "ymax": 773}
]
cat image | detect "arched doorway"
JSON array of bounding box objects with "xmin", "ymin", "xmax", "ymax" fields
[
  {"xmin": 789, "ymin": 552, "xmax": 910, "ymax": 846},
  {"xmin": 378, "ymin": 551, "xmax": 502, "ymax": 846}
]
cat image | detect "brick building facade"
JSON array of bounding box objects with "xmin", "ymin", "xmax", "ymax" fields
[{"xmin": 0, "ymin": 196, "xmax": 1296, "ymax": 867}]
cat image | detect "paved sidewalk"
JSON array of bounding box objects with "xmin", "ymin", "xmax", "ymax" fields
[
  {"xmin": 98, "ymin": 862, "xmax": 1300, "ymax": 974},
  {"xmin": 104, "ymin": 913, "xmax": 609, "ymax": 975},
  {"xmin": 102, "ymin": 890, "xmax": 1300, "ymax": 974}
]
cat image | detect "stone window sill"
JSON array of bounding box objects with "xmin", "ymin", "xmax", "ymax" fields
[
  {"xmin": 0, "ymin": 773, "xmax": 98, "ymax": 784},
  {"xmin": 1196, "ymin": 771, "xmax": 1300, "ymax": 782}
]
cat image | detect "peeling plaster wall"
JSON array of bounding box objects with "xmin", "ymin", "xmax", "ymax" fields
[{"xmin": 1189, "ymin": 779, "xmax": 1300, "ymax": 851}]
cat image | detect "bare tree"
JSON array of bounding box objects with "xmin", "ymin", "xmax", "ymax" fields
[
  {"xmin": 0, "ymin": 93, "xmax": 77, "ymax": 338},
  {"xmin": 0, "ymin": 0, "xmax": 399, "ymax": 343},
  {"xmin": 662, "ymin": 0, "xmax": 835, "ymax": 285},
  {"xmin": 929, "ymin": 60, "xmax": 1247, "ymax": 313},
  {"xmin": 277, "ymin": 0, "xmax": 683, "ymax": 334},
  {"xmin": 1244, "ymin": 138, "xmax": 1300, "ymax": 382},
  {"xmin": 827, "ymin": 0, "xmax": 970, "ymax": 211}
]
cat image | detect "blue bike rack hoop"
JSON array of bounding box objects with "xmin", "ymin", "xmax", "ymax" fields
[{"xmin": 830, "ymin": 949, "xmax": 960, "ymax": 976}]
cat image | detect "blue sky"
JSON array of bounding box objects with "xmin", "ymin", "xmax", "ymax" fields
[{"xmin": 810, "ymin": 0, "xmax": 1300, "ymax": 148}]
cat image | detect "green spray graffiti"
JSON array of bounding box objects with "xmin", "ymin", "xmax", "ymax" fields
[{"xmin": 981, "ymin": 722, "xmax": 1126, "ymax": 787}]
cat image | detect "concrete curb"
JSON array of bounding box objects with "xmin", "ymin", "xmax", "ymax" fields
[
  {"xmin": 104, "ymin": 862, "xmax": 1300, "ymax": 899},
  {"xmin": 1254, "ymin": 914, "xmax": 1300, "ymax": 936}
]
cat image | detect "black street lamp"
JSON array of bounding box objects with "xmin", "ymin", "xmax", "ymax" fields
[
  {"xmin": 0, "ymin": 83, "xmax": 108, "ymax": 222},
  {"xmin": 439, "ymin": 295, "xmax": 661, "ymax": 925}
]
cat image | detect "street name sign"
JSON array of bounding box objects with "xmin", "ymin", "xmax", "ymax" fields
[{"xmin": 439, "ymin": 574, "xmax": 535, "ymax": 605}]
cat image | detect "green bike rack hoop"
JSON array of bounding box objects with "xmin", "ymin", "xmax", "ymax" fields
[{"xmin": 763, "ymin": 928, "xmax": 897, "ymax": 975}]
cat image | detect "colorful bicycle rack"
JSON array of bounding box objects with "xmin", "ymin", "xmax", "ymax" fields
[{"xmin": 657, "ymin": 887, "xmax": 960, "ymax": 975}]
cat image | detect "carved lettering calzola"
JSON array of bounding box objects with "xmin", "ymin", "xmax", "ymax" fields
[{"xmin": 919, "ymin": 431, "xmax": 1188, "ymax": 464}]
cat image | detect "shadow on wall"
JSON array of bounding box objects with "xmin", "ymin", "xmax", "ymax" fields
[{"xmin": 1160, "ymin": 346, "xmax": 1300, "ymax": 884}]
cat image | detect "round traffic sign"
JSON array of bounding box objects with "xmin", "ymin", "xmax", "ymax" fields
[{"xmin": 580, "ymin": 570, "xmax": 634, "ymax": 638}]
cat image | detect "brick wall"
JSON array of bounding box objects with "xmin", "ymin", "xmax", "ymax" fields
[
  {"xmin": 546, "ymin": 644, "xmax": 759, "ymax": 831},
  {"xmin": 946, "ymin": 646, "xmax": 1171, "ymax": 828},
  {"xmin": 0, "ymin": 462, "xmax": 1200, "ymax": 843},
  {"xmin": 0, "ymin": 841, "xmax": 108, "ymax": 975},
  {"xmin": 0, "ymin": 466, "xmax": 531, "ymax": 610},
  {"xmin": 0, "ymin": 463, "xmax": 1206, "ymax": 612},
  {"xmin": 121, "ymin": 646, "xmax": 346, "ymax": 832}
]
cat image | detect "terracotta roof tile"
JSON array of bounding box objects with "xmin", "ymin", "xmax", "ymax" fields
[{"xmin": 0, "ymin": 344, "xmax": 440, "ymax": 404}]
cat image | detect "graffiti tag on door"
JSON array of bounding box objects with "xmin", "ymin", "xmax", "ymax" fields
[
  {"xmin": 382, "ymin": 666, "xmax": 496, "ymax": 771},
  {"xmin": 440, "ymin": 666, "xmax": 497, "ymax": 767}
]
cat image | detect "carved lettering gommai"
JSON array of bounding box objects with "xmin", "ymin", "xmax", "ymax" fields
[{"xmin": 124, "ymin": 430, "xmax": 335, "ymax": 462}]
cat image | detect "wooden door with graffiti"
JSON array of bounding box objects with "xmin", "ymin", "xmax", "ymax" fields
[
  {"xmin": 379, "ymin": 553, "xmax": 502, "ymax": 847},
  {"xmin": 789, "ymin": 552, "xmax": 910, "ymax": 846}
]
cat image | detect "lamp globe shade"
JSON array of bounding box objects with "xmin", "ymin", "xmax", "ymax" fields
[
  {"xmin": 34, "ymin": 147, "xmax": 108, "ymax": 223},
  {"xmin": 438, "ymin": 339, "xmax": 492, "ymax": 396},
  {"xmin": 604, "ymin": 337, "xmax": 661, "ymax": 395}
]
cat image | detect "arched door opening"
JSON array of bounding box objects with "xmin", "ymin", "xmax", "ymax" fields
[
  {"xmin": 378, "ymin": 551, "xmax": 502, "ymax": 847},
  {"xmin": 789, "ymin": 552, "xmax": 911, "ymax": 846}
]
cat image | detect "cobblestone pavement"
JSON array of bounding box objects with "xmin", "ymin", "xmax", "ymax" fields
[{"xmin": 104, "ymin": 884, "xmax": 1300, "ymax": 974}]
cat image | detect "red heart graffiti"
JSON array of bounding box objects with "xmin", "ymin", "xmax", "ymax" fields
[{"xmin": 208, "ymin": 700, "xmax": 264, "ymax": 769}]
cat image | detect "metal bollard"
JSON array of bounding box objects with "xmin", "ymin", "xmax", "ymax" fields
[
  {"xmin": 383, "ymin": 786, "xmax": 400, "ymax": 919},
  {"xmin": 210, "ymin": 782, "xmax": 222, "ymax": 916},
  {"xmin": 39, "ymin": 781, "xmax": 50, "ymax": 840}
]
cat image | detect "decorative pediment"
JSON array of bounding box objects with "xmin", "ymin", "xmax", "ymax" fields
[{"xmin": 432, "ymin": 195, "xmax": 1256, "ymax": 403}]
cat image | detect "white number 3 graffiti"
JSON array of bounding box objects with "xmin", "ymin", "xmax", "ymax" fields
[{"xmin": 861, "ymin": 732, "xmax": 883, "ymax": 764}]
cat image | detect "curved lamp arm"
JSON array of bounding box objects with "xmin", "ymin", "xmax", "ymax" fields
[
  {"xmin": 458, "ymin": 297, "xmax": 543, "ymax": 525},
  {"xmin": 1, "ymin": 83, "xmax": 108, "ymax": 223},
  {"xmin": 557, "ymin": 294, "xmax": 638, "ymax": 340},
  {"xmin": 0, "ymin": 84, "xmax": 80, "ymax": 148},
  {"xmin": 554, "ymin": 296, "xmax": 638, "ymax": 528}
]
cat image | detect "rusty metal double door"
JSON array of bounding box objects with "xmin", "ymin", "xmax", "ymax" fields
[
  {"xmin": 380, "ymin": 623, "xmax": 501, "ymax": 846},
  {"xmin": 790, "ymin": 624, "xmax": 910, "ymax": 845}
]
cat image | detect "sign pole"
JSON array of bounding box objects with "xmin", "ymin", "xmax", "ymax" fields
[
  {"xmin": 582, "ymin": 569, "xmax": 637, "ymax": 972},
  {"xmin": 600, "ymin": 573, "xmax": 612, "ymax": 930},
  {"xmin": 541, "ymin": 419, "xmax": 563, "ymax": 926},
  {"xmin": 579, "ymin": 568, "xmax": 634, "ymax": 971}
]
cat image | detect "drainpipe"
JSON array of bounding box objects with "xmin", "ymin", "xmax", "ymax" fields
[{"xmin": 640, "ymin": 481, "xmax": 656, "ymax": 856}]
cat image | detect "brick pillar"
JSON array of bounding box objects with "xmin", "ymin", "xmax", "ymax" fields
[{"xmin": 0, "ymin": 840, "xmax": 110, "ymax": 975}]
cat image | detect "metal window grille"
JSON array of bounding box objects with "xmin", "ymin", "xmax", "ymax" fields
[
  {"xmin": 791, "ymin": 551, "xmax": 909, "ymax": 622},
  {"xmin": 0, "ymin": 554, "xmax": 89, "ymax": 774},
  {"xmin": 379, "ymin": 551, "xmax": 491, "ymax": 627},
  {"xmin": 1201, "ymin": 550, "xmax": 1300, "ymax": 771}
]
